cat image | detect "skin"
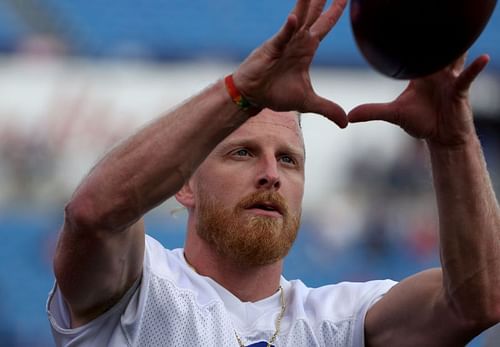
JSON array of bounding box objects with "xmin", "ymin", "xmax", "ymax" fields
[
  {"xmin": 178, "ymin": 110, "xmax": 305, "ymax": 302},
  {"xmin": 53, "ymin": 0, "xmax": 500, "ymax": 345},
  {"xmin": 350, "ymin": 54, "xmax": 500, "ymax": 346}
]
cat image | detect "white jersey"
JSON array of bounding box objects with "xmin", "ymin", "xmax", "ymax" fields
[{"xmin": 47, "ymin": 235, "xmax": 396, "ymax": 347}]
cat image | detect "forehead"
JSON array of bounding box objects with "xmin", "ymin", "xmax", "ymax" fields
[{"xmin": 224, "ymin": 109, "xmax": 303, "ymax": 147}]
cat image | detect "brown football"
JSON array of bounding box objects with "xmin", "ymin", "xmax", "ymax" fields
[{"xmin": 350, "ymin": 0, "xmax": 497, "ymax": 79}]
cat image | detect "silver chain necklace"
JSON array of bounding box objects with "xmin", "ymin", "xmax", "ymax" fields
[
  {"xmin": 234, "ymin": 285, "xmax": 286, "ymax": 347},
  {"xmin": 183, "ymin": 254, "xmax": 285, "ymax": 347}
]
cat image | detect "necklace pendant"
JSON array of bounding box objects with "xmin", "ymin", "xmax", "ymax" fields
[{"xmin": 244, "ymin": 342, "xmax": 274, "ymax": 347}]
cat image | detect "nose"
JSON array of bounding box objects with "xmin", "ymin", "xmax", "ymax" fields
[{"xmin": 256, "ymin": 156, "xmax": 281, "ymax": 190}]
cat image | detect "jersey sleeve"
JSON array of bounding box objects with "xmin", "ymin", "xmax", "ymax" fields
[
  {"xmin": 46, "ymin": 240, "xmax": 148, "ymax": 347},
  {"xmin": 351, "ymin": 279, "xmax": 397, "ymax": 347}
]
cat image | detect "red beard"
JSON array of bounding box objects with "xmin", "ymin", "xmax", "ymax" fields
[{"xmin": 196, "ymin": 190, "xmax": 301, "ymax": 267}]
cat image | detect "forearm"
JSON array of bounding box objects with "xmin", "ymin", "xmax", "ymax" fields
[
  {"xmin": 68, "ymin": 79, "xmax": 252, "ymax": 231},
  {"xmin": 428, "ymin": 136, "xmax": 500, "ymax": 324}
]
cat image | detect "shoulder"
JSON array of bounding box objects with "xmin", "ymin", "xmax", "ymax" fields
[
  {"xmin": 143, "ymin": 234, "xmax": 184, "ymax": 277},
  {"xmin": 280, "ymin": 278, "xmax": 397, "ymax": 346},
  {"xmin": 142, "ymin": 235, "xmax": 222, "ymax": 306},
  {"xmin": 286, "ymin": 278, "xmax": 397, "ymax": 321}
]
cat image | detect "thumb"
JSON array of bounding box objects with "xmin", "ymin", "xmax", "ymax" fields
[
  {"xmin": 306, "ymin": 95, "xmax": 348, "ymax": 128},
  {"xmin": 348, "ymin": 102, "xmax": 400, "ymax": 125}
]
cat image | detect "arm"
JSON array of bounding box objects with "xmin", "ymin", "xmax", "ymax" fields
[
  {"xmin": 349, "ymin": 55, "xmax": 500, "ymax": 346},
  {"xmin": 54, "ymin": 81, "xmax": 252, "ymax": 326},
  {"xmin": 54, "ymin": 0, "xmax": 348, "ymax": 327}
]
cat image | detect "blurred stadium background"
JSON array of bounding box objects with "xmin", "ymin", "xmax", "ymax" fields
[{"xmin": 0, "ymin": 1, "xmax": 499, "ymax": 346}]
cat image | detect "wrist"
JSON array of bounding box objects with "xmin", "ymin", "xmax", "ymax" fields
[
  {"xmin": 426, "ymin": 136, "xmax": 484, "ymax": 171},
  {"xmin": 426, "ymin": 132, "xmax": 479, "ymax": 153},
  {"xmin": 224, "ymin": 74, "xmax": 262, "ymax": 117}
]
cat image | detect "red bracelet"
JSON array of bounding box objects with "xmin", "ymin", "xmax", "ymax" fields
[{"xmin": 224, "ymin": 74, "xmax": 253, "ymax": 111}]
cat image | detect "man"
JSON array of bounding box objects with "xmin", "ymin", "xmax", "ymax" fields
[{"xmin": 47, "ymin": 0, "xmax": 500, "ymax": 346}]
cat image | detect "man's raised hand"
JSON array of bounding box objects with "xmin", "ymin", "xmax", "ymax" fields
[
  {"xmin": 233, "ymin": 0, "xmax": 348, "ymax": 128},
  {"xmin": 348, "ymin": 54, "xmax": 490, "ymax": 146}
]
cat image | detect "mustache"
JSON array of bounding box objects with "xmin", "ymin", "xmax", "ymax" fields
[{"xmin": 236, "ymin": 191, "xmax": 288, "ymax": 216}]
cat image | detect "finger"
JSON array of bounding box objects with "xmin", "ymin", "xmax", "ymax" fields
[
  {"xmin": 304, "ymin": 0, "xmax": 327, "ymax": 29},
  {"xmin": 269, "ymin": 14, "xmax": 299, "ymax": 53},
  {"xmin": 305, "ymin": 94, "xmax": 348, "ymax": 128},
  {"xmin": 291, "ymin": 0, "xmax": 311, "ymax": 28},
  {"xmin": 310, "ymin": 0, "xmax": 347, "ymax": 40},
  {"xmin": 455, "ymin": 54, "xmax": 489, "ymax": 97},
  {"xmin": 348, "ymin": 102, "xmax": 399, "ymax": 125}
]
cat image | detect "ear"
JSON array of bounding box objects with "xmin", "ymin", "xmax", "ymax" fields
[{"xmin": 175, "ymin": 180, "xmax": 196, "ymax": 209}]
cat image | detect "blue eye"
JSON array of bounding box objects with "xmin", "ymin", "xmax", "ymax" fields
[
  {"xmin": 279, "ymin": 156, "xmax": 295, "ymax": 165},
  {"xmin": 235, "ymin": 149, "xmax": 249, "ymax": 156}
]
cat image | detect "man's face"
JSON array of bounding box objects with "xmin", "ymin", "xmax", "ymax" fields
[{"xmin": 190, "ymin": 109, "xmax": 305, "ymax": 266}]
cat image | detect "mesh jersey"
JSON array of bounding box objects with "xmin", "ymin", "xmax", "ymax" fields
[{"xmin": 47, "ymin": 235, "xmax": 396, "ymax": 347}]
